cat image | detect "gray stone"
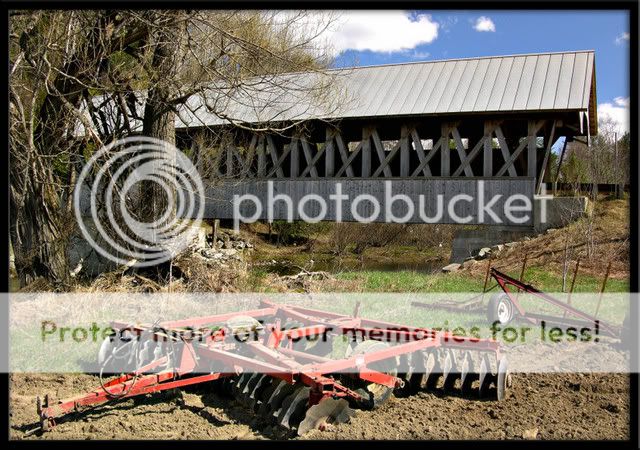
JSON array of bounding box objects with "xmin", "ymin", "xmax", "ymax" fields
[
  {"xmin": 442, "ymin": 263, "xmax": 461, "ymax": 273},
  {"xmin": 476, "ymin": 247, "xmax": 492, "ymax": 259},
  {"xmin": 221, "ymin": 248, "xmax": 238, "ymax": 257},
  {"xmin": 461, "ymin": 259, "xmax": 477, "ymax": 269},
  {"xmin": 490, "ymin": 244, "xmax": 504, "ymax": 253}
]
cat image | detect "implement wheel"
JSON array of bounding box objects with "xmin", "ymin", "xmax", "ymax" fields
[
  {"xmin": 345, "ymin": 340, "xmax": 398, "ymax": 410},
  {"xmin": 487, "ymin": 293, "xmax": 514, "ymax": 325}
]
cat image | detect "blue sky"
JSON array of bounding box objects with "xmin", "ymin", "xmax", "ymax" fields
[{"xmin": 324, "ymin": 10, "xmax": 630, "ymax": 134}]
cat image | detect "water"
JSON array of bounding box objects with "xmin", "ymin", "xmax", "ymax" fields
[{"xmin": 255, "ymin": 257, "xmax": 445, "ymax": 276}]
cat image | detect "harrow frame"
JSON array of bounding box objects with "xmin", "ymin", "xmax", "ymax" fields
[{"xmin": 36, "ymin": 299, "xmax": 504, "ymax": 433}]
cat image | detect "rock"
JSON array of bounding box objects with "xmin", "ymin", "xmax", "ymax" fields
[
  {"xmin": 504, "ymin": 242, "xmax": 517, "ymax": 248},
  {"xmin": 522, "ymin": 428, "xmax": 539, "ymax": 439},
  {"xmin": 200, "ymin": 249, "xmax": 217, "ymax": 259},
  {"xmin": 216, "ymin": 240, "xmax": 224, "ymax": 248},
  {"xmin": 476, "ymin": 247, "xmax": 492, "ymax": 259},
  {"xmin": 546, "ymin": 228, "xmax": 557, "ymax": 234},
  {"xmin": 461, "ymin": 259, "xmax": 477, "ymax": 269},
  {"xmin": 490, "ymin": 244, "xmax": 504, "ymax": 253},
  {"xmin": 442, "ymin": 263, "xmax": 461, "ymax": 273},
  {"xmin": 524, "ymin": 236, "xmax": 531, "ymax": 241},
  {"xmin": 221, "ymin": 248, "xmax": 238, "ymax": 257}
]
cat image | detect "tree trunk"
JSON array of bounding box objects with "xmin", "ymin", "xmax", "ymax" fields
[
  {"xmin": 10, "ymin": 11, "xmax": 135, "ymax": 286},
  {"xmin": 140, "ymin": 15, "xmax": 183, "ymax": 231}
]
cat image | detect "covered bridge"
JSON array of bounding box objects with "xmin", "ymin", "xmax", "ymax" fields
[{"xmin": 175, "ymin": 50, "xmax": 597, "ymax": 225}]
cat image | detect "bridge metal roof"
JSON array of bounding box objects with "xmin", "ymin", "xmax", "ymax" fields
[
  {"xmin": 177, "ymin": 50, "xmax": 597, "ymax": 135},
  {"xmin": 78, "ymin": 51, "xmax": 597, "ymax": 136}
]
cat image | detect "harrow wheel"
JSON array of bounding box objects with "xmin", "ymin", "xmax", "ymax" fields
[
  {"xmin": 496, "ymin": 357, "xmax": 510, "ymax": 401},
  {"xmin": 487, "ymin": 293, "xmax": 514, "ymax": 325},
  {"xmin": 343, "ymin": 340, "xmax": 398, "ymax": 410}
]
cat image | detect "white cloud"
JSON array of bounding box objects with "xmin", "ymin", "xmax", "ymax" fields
[
  {"xmin": 473, "ymin": 16, "xmax": 496, "ymax": 32},
  {"xmin": 615, "ymin": 32, "xmax": 630, "ymax": 45},
  {"xmin": 597, "ymin": 97, "xmax": 630, "ymax": 135},
  {"xmin": 410, "ymin": 50, "xmax": 431, "ymax": 59},
  {"xmin": 324, "ymin": 11, "xmax": 439, "ymax": 53}
]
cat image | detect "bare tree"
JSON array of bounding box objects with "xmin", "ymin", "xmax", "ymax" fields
[{"xmin": 10, "ymin": 10, "xmax": 341, "ymax": 286}]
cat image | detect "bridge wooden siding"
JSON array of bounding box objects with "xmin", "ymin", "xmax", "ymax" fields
[
  {"xmin": 198, "ymin": 178, "xmax": 535, "ymax": 225},
  {"xmin": 173, "ymin": 51, "xmax": 597, "ymax": 226}
]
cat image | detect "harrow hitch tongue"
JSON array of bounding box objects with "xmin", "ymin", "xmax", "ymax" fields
[{"xmin": 35, "ymin": 300, "xmax": 509, "ymax": 434}]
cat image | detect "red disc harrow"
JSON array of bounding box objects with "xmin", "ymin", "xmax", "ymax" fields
[{"xmin": 36, "ymin": 299, "xmax": 509, "ymax": 435}]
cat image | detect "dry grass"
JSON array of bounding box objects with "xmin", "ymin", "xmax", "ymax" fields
[
  {"xmin": 75, "ymin": 252, "xmax": 249, "ymax": 293},
  {"xmin": 462, "ymin": 198, "xmax": 630, "ymax": 280}
]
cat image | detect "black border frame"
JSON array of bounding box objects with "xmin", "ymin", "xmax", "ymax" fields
[{"xmin": 0, "ymin": 1, "xmax": 637, "ymax": 448}]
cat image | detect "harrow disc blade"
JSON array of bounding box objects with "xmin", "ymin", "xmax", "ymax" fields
[
  {"xmin": 395, "ymin": 354, "xmax": 414, "ymax": 397},
  {"xmin": 442, "ymin": 349, "xmax": 459, "ymax": 391},
  {"xmin": 460, "ymin": 351, "xmax": 475, "ymax": 394},
  {"xmin": 497, "ymin": 356, "xmax": 509, "ymax": 401},
  {"xmin": 219, "ymin": 375, "xmax": 238, "ymax": 397},
  {"xmin": 234, "ymin": 373, "xmax": 252, "ymax": 397},
  {"xmin": 425, "ymin": 349, "xmax": 442, "ymax": 390},
  {"xmin": 239, "ymin": 373, "xmax": 262, "ymax": 406},
  {"xmin": 264, "ymin": 381, "xmax": 298, "ymax": 419},
  {"xmin": 277, "ymin": 386, "xmax": 310, "ymax": 429},
  {"xmin": 478, "ymin": 354, "xmax": 493, "ymax": 399},
  {"xmin": 297, "ymin": 398, "xmax": 355, "ymax": 436},
  {"xmin": 247, "ymin": 374, "xmax": 272, "ymax": 412},
  {"xmin": 407, "ymin": 352, "xmax": 428, "ymax": 394},
  {"xmin": 256, "ymin": 379, "xmax": 281, "ymax": 415}
]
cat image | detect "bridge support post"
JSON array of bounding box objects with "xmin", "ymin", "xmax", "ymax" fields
[
  {"xmin": 483, "ymin": 121, "xmax": 493, "ymax": 177},
  {"xmin": 527, "ymin": 120, "xmax": 538, "ymax": 179},
  {"xmin": 441, "ymin": 123, "xmax": 450, "ymax": 176},
  {"xmin": 400, "ymin": 125, "xmax": 410, "ymax": 177},
  {"xmin": 325, "ymin": 129, "xmax": 335, "ymax": 177},
  {"xmin": 362, "ymin": 127, "xmax": 372, "ymax": 177}
]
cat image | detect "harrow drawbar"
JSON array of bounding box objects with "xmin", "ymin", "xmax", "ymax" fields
[{"xmin": 36, "ymin": 300, "xmax": 511, "ymax": 435}]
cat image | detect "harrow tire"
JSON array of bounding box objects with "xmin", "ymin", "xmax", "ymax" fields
[
  {"xmin": 487, "ymin": 293, "xmax": 514, "ymax": 325},
  {"xmin": 348, "ymin": 340, "xmax": 398, "ymax": 410}
]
